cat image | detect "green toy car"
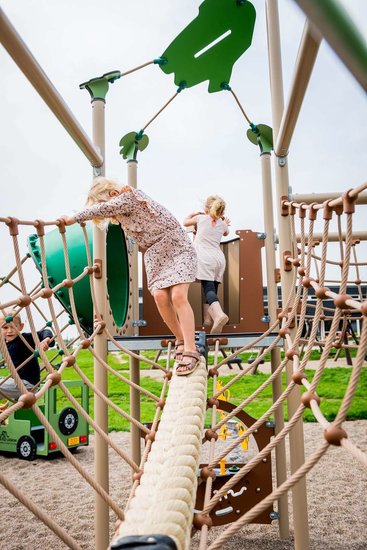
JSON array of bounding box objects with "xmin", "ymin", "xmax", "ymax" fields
[{"xmin": 0, "ymin": 380, "xmax": 89, "ymax": 460}]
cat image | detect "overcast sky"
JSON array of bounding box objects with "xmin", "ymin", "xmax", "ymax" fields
[{"xmin": 1, "ymin": 0, "xmax": 366, "ymax": 326}]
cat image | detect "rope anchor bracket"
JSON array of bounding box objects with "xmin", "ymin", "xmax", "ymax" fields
[
  {"xmin": 282, "ymin": 250, "xmax": 292, "ymax": 271},
  {"xmin": 94, "ymin": 259, "xmax": 102, "ymax": 279},
  {"xmin": 277, "ymin": 155, "xmax": 288, "ymax": 167}
]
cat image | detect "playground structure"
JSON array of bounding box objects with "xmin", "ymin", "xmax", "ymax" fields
[{"xmin": 0, "ymin": 2, "xmax": 367, "ymax": 550}]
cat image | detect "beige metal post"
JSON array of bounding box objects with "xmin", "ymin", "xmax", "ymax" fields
[
  {"xmin": 92, "ymin": 99, "xmax": 109, "ymax": 550},
  {"xmin": 260, "ymin": 152, "xmax": 289, "ymax": 538},
  {"xmin": 127, "ymin": 159, "xmax": 141, "ymax": 466},
  {"xmin": 265, "ymin": 2, "xmax": 310, "ymax": 549}
]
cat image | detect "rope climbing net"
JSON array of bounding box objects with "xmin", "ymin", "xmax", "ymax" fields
[{"xmin": 0, "ymin": 181, "xmax": 366, "ymax": 550}]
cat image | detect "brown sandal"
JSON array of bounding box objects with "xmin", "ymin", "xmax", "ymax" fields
[
  {"xmin": 176, "ymin": 350, "xmax": 201, "ymax": 376},
  {"xmin": 173, "ymin": 339, "xmax": 184, "ymax": 367}
]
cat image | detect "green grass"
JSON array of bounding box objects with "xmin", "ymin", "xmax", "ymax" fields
[{"xmin": 1, "ymin": 350, "xmax": 366, "ymax": 431}]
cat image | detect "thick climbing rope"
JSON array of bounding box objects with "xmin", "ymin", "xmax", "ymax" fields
[{"xmin": 112, "ymin": 358, "xmax": 207, "ymax": 550}]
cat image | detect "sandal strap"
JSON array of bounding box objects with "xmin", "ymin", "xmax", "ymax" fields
[
  {"xmin": 174, "ymin": 340, "xmax": 184, "ymax": 358},
  {"xmin": 181, "ymin": 350, "xmax": 201, "ymax": 360}
]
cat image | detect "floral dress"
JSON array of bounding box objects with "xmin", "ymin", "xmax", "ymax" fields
[{"xmin": 74, "ymin": 188, "xmax": 197, "ymax": 294}]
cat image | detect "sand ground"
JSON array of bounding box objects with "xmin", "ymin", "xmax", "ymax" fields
[{"xmin": 1, "ymin": 415, "xmax": 366, "ymax": 550}]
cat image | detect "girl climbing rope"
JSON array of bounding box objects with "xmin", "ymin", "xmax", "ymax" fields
[
  {"xmin": 61, "ymin": 177, "xmax": 200, "ymax": 375},
  {"xmin": 184, "ymin": 195, "xmax": 230, "ymax": 333}
]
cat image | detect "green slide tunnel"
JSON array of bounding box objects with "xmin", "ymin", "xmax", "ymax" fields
[{"xmin": 27, "ymin": 223, "xmax": 130, "ymax": 335}]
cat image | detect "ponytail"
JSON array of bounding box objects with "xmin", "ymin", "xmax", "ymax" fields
[{"xmin": 205, "ymin": 195, "xmax": 226, "ymax": 220}]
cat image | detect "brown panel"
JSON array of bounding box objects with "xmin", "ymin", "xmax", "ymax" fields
[
  {"xmin": 196, "ymin": 401, "xmax": 275, "ymax": 526},
  {"xmin": 140, "ymin": 229, "xmax": 268, "ymax": 336}
]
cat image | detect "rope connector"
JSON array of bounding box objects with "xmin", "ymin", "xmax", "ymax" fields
[
  {"xmin": 292, "ymin": 372, "xmax": 307, "ymax": 385},
  {"xmin": 18, "ymin": 392, "xmax": 37, "ymax": 409},
  {"xmin": 324, "ymin": 425, "xmax": 347, "ymax": 446},
  {"xmin": 46, "ymin": 372, "xmax": 61, "ymax": 386},
  {"xmin": 177, "ymin": 80, "xmax": 187, "ymax": 93},
  {"xmin": 342, "ymin": 189, "xmax": 357, "ymax": 214},
  {"xmin": 18, "ymin": 294, "xmax": 32, "ymax": 307},
  {"xmin": 5, "ymin": 217, "xmax": 19, "ymax": 236},
  {"xmin": 301, "ymin": 391, "xmax": 320, "ymax": 409},
  {"xmin": 153, "ymin": 56, "xmax": 168, "ymax": 66},
  {"xmin": 193, "ymin": 513, "xmax": 213, "ymax": 529},
  {"xmin": 56, "ymin": 219, "xmax": 66, "ymax": 234},
  {"xmin": 220, "ymin": 81, "xmax": 231, "ymax": 91}
]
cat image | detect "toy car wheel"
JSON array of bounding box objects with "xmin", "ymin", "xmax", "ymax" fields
[
  {"xmin": 58, "ymin": 407, "xmax": 78, "ymax": 435},
  {"xmin": 17, "ymin": 435, "xmax": 37, "ymax": 461}
]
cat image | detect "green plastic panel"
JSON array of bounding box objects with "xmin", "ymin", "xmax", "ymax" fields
[
  {"xmin": 119, "ymin": 131, "xmax": 149, "ymax": 160},
  {"xmin": 160, "ymin": 0, "xmax": 256, "ymax": 92},
  {"xmin": 27, "ymin": 223, "xmax": 129, "ymax": 335},
  {"xmin": 247, "ymin": 124, "xmax": 273, "ymax": 154}
]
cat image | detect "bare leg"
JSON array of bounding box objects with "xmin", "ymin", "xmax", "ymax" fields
[
  {"xmin": 153, "ymin": 288, "xmax": 183, "ymax": 339},
  {"xmin": 170, "ymin": 283, "xmax": 196, "ymax": 352}
]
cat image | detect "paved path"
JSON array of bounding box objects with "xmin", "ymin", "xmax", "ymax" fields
[{"xmin": 139, "ymin": 356, "xmax": 358, "ymax": 379}]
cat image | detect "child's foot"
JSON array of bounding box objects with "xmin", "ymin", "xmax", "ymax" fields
[
  {"xmin": 0, "ymin": 401, "xmax": 9, "ymax": 412},
  {"xmin": 176, "ymin": 350, "xmax": 201, "ymax": 376}
]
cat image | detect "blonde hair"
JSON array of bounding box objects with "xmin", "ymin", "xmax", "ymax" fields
[
  {"xmin": 86, "ymin": 177, "xmax": 120, "ymax": 207},
  {"xmin": 86, "ymin": 177, "xmax": 130, "ymax": 229},
  {"xmin": 204, "ymin": 195, "xmax": 226, "ymax": 220}
]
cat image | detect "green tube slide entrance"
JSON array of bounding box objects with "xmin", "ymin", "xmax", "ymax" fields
[{"xmin": 27, "ymin": 223, "xmax": 129, "ymax": 335}]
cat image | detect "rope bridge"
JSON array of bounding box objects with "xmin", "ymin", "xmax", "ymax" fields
[{"xmin": 0, "ymin": 182, "xmax": 366, "ymax": 550}]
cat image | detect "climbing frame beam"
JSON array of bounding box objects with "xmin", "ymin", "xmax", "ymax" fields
[
  {"xmin": 293, "ymin": 0, "xmax": 367, "ymax": 93},
  {"xmin": 0, "ymin": 8, "xmax": 103, "ymax": 167},
  {"xmin": 275, "ymin": 20, "xmax": 322, "ymax": 157}
]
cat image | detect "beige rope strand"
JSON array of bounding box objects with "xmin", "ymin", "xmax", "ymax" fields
[
  {"xmin": 119, "ymin": 60, "xmax": 155, "ymax": 77},
  {"xmin": 0, "ymin": 254, "xmax": 29, "ymax": 289},
  {"xmin": 142, "ymin": 91, "xmax": 180, "ymax": 132},
  {"xmin": 229, "ymin": 88, "xmax": 252, "ymax": 125},
  {"xmin": 341, "ymin": 437, "xmax": 367, "ymax": 469},
  {"xmin": 198, "ymin": 340, "xmax": 220, "ymax": 550},
  {"xmin": 0, "ymin": 473, "xmax": 82, "ymax": 550}
]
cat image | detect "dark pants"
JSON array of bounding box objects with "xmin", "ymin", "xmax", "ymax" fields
[{"xmin": 201, "ymin": 280, "xmax": 219, "ymax": 305}]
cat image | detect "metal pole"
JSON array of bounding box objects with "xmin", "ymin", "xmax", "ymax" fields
[
  {"xmin": 127, "ymin": 160, "xmax": 141, "ymax": 466},
  {"xmin": 293, "ymin": 191, "xmax": 367, "ymax": 204},
  {"xmin": 265, "ymin": 2, "xmax": 310, "ymax": 549},
  {"xmin": 275, "ymin": 21, "xmax": 322, "ymax": 157},
  {"xmin": 293, "ymin": 0, "xmax": 367, "ymax": 93},
  {"xmin": 91, "ymin": 100, "xmax": 109, "ymax": 550},
  {"xmin": 0, "ymin": 7, "xmax": 103, "ymax": 167},
  {"xmin": 296, "ymin": 231, "xmax": 367, "ymax": 243},
  {"xmin": 260, "ymin": 152, "xmax": 289, "ymax": 538}
]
